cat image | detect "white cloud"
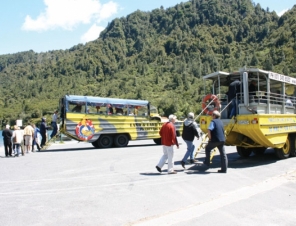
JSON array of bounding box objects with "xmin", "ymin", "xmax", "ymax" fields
[
  {"xmin": 81, "ymin": 24, "xmax": 105, "ymax": 43},
  {"xmin": 80, "ymin": 1, "xmax": 119, "ymax": 43},
  {"xmin": 22, "ymin": 0, "xmax": 118, "ymax": 31},
  {"xmin": 277, "ymin": 9, "xmax": 288, "ymax": 17},
  {"xmin": 99, "ymin": 1, "xmax": 119, "ymax": 20}
]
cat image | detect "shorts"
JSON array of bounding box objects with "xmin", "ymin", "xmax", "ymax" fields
[{"xmin": 24, "ymin": 135, "xmax": 33, "ymax": 146}]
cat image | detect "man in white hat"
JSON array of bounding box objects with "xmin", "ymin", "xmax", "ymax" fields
[
  {"xmin": 156, "ymin": 114, "xmax": 179, "ymax": 174},
  {"xmin": 203, "ymin": 110, "xmax": 228, "ymax": 173}
]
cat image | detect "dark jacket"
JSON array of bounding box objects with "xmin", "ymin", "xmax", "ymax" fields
[
  {"xmin": 182, "ymin": 119, "xmax": 199, "ymax": 141},
  {"xmin": 40, "ymin": 118, "xmax": 47, "ymax": 135},
  {"xmin": 249, "ymin": 83, "xmax": 256, "ymax": 93},
  {"xmin": 227, "ymin": 79, "xmax": 241, "ymax": 100},
  {"xmin": 2, "ymin": 128, "xmax": 13, "ymax": 142},
  {"xmin": 210, "ymin": 119, "xmax": 225, "ymax": 142}
]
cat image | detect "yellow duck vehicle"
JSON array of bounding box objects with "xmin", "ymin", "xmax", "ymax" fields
[
  {"xmin": 199, "ymin": 67, "xmax": 296, "ymax": 159},
  {"xmin": 58, "ymin": 95, "xmax": 182, "ymax": 148}
]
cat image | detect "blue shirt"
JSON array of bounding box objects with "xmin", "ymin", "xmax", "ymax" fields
[{"xmin": 208, "ymin": 121, "xmax": 215, "ymax": 131}]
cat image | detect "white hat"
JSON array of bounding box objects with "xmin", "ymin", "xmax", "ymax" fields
[
  {"xmin": 212, "ymin": 110, "xmax": 221, "ymax": 117},
  {"xmin": 188, "ymin": 112, "xmax": 194, "ymax": 119},
  {"xmin": 168, "ymin": 114, "xmax": 177, "ymax": 121}
]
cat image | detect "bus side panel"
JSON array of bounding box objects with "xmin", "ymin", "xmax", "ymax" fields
[{"xmin": 63, "ymin": 113, "xmax": 169, "ymax": 142}]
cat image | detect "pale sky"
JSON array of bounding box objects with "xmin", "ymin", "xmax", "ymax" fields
[{"xmin": 0, "ymin": 0, "xmax": 294, "ymax": 55}]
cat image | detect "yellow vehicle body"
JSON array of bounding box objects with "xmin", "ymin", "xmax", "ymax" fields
[
  {"xmin": 59, "ymin": 95, "xmax": 182, "ymax": 148},
  {"xmin": 61, "ymin": 113, "xmax": 167, "ymax": 141},
  {"xmin": 200, "ymin": 68, "xmax": 296, "ymax": 159},
  {"xmin": 200, "ymin": 114, "xmax": 296, "ymax": 149}
]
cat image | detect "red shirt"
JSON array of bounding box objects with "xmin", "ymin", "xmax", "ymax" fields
[{"xmin": 159, "ymin": 122, "xmax": 179, "ymax": 147}]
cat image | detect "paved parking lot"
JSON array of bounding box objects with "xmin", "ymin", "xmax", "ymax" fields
[{"xmin": 0, "ymin": 139, "xmax": 296, "ymax": 226}]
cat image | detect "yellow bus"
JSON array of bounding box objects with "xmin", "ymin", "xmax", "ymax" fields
[
  {"xmin": 200, "ymin": 67, "xmax": 296, "ymax": 159},
  {"xmin": 58, "ymin": 95, "xmax": 182, "ymax": 148}
]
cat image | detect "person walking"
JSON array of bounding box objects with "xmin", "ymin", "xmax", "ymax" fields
[
  {"xmin": 50, "ymin": 110, "xmax": 58, "ymax": 139},
  {"xmin": 156, "ymin": 114, "xmax": 179, "ymax": 174},
  {"xmin": 180, "ymin": 112, "xmax": 200, "ymax": 169},
  {"xmin": 2, "ymin": 125, "xmax": 13, "ymax": 157},
  {"xmin": 203, "ymin": 110, "xmax": 228, "ymax": 173},
  {"xmin": 12, "ymin": 125, "xmax": 23, "ymax": 157},
  {"xmin": 23, "ymin": 123, "xmax": 35, "ymax": 154},
  {"xmin": 32, "ymin": 124, "xmax": 41, "ymax": 152},
  {"xmin": 40, "ymin": 117, "xmax": 48, "ymax": 148}
]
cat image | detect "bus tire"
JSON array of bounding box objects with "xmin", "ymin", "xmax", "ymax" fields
[
  {"xmin": 252, "ymin": 147, "xmax": 266, "ymax": 155},
  {"xmin": 289, "ymin": 134, "xmax": 296, "ymax": 157},
  {"xmin": 114, "ymin": 134, "xmax": 129, "ymax": 147},
  {"xmin": 275, "ymin": 136, "xmax": 292, "ymax": 159},
  {"xmin": 236, "ymin": 146, "xmax": 252, "ymax": 157},
  {"xmin": 153, "ymin": 138, "xmax": 161, "ymax": 145},
  {"xmin": 92, "ymin": 141, "xmax": 99, "ymax": 148},
  {"xmin": 98, "ymin": 135, "xmax": 113, "ymax": 148}
]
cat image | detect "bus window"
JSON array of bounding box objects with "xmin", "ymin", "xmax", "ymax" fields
[
  {"xmin": 137, "ymin": 106, "xmax": 148, "ymax": 116},
  {"xmin": 150, "ymin": 105, "xmax": 158, "ymax": 114},
  {"xmin": 115, "ymin": 108, "xmax": 124, "ymax": 115},
  {"xmin": 85, "ymin": 103, "xmax": 108, "ymax": 115},
  {"xmin": 69, "ymin": 102, "xmax": 85, "ymax": 113},
  {"xmin": 86, "ymin": 105, "xmax": 97, "ymax": 114},
  {"xmin": 94, "ymin": 106, "xmax": 107, "ymax": 114}
]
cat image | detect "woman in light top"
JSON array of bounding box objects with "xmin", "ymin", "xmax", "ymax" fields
[{"xmin": 12, "ymin": 125, "xmax": 23, "ymax": 157}]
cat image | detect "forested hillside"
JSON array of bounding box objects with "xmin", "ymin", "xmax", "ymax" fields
[{"xmin": 0, "ymin": 0, "xmax": 296, "ymax": 126}]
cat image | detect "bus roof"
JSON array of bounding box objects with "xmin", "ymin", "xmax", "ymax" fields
[
  {"xmin": 64, "ymin": 95, "xmax": 149, "ymax": 106},
  {"xmin": 203, "ymin": 68, "xmax": 296, "ymax": 86}
]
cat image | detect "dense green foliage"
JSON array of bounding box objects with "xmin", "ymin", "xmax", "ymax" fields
[{"xmin": 0, "ymin": 0, "xmax": 296, "ymax": 126}]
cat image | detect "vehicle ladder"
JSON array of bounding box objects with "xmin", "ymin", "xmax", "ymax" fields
[
  {"xmin": 194, "ymin": 116, "xmax": 236, "ymax": 161},
  {"xmin": 194, "ymin": 98, "xmax": 236, "ymax": 162},
  {"xmin": 41, "ymin": 124, "xmax": 70, "ymax": 150}
]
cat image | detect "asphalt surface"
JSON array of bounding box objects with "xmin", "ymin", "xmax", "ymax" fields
[{"xmin": 0, "ymin": 138, "xmax": 296, "ymax": 226}]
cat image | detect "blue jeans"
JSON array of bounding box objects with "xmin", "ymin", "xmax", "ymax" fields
[
  {"xmin": 50, "ymin": 122, "xmax": 57, "ymax": 138},
  {"xmin": 182, "ymin": 140, "xmax": 195, "ymax": 162},
  {"xmin": 229, "ymin": 99, "xmax": 238, "ymax": 118},
  {"xmin": 13, "ymin": 143, "xmax": 21, "ymax": 156},
  {"xmin": 205, "ymin": 141, "xmax": 228, "ymax": 171}
]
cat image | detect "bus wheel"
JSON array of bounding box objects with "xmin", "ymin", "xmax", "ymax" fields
[
  {"xmin": 114, "ymin": 134, "xmax": 129, "ymax": 147},
  {"xmin": 275, "ymin": 136, "xmax": 291, "ymax": 159},
  {"xmin": 252, "ymin": 147, "xmax": 266, "ymax": 155},
  {"xmin": 98, "ymin": 135, "xmax": 113, "ymax": 148},
  {"xmin": 153, "ymin": 138, "xmax": 161, "ymax": 145},
  {"xmin": 92, "ymin": 141, "xmax": 99, "ymax": 148},
  {"xmin": 236, "ymin": 146, "xmax": 252, "ymax": 158},
  {"xmin": 289, "ymin": 134, "xmax": 296, "ymax": 157}
]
